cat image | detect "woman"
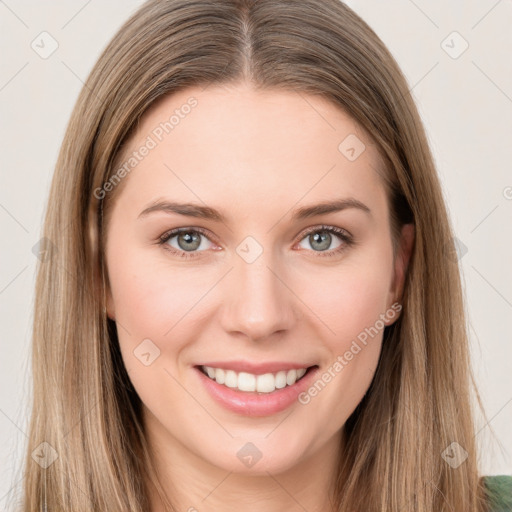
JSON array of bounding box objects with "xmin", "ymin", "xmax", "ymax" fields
[{"xmin": 19, "ymin": 0, "xmax": 511, "ymax": 510}]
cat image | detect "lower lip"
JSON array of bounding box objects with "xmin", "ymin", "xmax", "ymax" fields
[{"xmin": 194, "ymin": 366, "xmax": 319, "ymax": 417}]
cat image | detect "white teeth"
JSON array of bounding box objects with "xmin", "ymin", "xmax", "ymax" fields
[
  {"xmin": 224, "ymin": 370, "xmax": 237, "ymax": 388},
  {"xmin": 216, "ymin": 368, "xmax": 225, "ymax": 384},
  {"xmin": 238, "ymin": 372, "xmax": 256, "ymax": 392},
  {"xmin": 201, "ymin": 366, "xmax": 310, "ymax": 393},
  {"xmin": 275, "ymin": 371, "xmax": 287, "ymax": 389},
  {"xmin": 256, "ymin": 373, "xmax": 275, "ymax": 392},
  {"xmin": 286, "ymin": 369, "xmax": 297, "ymax": 385}
]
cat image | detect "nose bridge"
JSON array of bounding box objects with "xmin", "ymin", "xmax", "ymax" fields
[{"xmin": 220, "ymin": 239, "xmax": 295, "ymax": 341}]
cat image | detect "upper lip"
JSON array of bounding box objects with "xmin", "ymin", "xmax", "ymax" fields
[{"xmin": 196, "ymin": 360, "xmax": 317, "ymax": 375}]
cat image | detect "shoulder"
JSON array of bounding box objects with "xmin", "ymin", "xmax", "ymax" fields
[{"xmin": 482, "ymin": 475, "xmax": 512, "ymax": 511}]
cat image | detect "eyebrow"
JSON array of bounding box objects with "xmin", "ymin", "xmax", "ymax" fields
[{"xmin": 137, "ymin": 197, "xmax": 371, "ymax": 222}]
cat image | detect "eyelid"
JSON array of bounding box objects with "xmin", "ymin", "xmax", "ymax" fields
[
  {"xmin": 158, "ymin": 226, "xmax": 216, "ymax": 245},
  {"xmin": 296, "ymin": 224, "xmax": 352, "ymax": 242},
  {"xmin": 293, "ymin": 224, "xmax": 354, "ymax": 258},
  {"xmin": 157, "ymin": 224, "xmax": 354, "ymax": 259}
]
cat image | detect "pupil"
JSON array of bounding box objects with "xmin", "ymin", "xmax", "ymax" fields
[
  {"xmin": 311, "ymin": 231, "xmax": 331, "ymax": 251},
  {"xmin": 178, "ymin": 232, "xmax": 201, "ymax": 251}
]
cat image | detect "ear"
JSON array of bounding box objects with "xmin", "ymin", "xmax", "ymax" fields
[
  {"xmin": 386, "ymin": 223, "xmax": 414, "ymax": 323},
  {"xmin": 105, "ymin": 282, "xmax": 116, "ymax": 321}
]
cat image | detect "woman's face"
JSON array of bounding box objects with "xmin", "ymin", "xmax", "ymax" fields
[{"xmin": 104, "ymin": 82, "xmax": 412, "ymax": 476}]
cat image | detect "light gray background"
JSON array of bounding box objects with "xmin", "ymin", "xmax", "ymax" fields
[{"xmin": 1, "ymin": 0, "xmax": 511, "ymax": 506}]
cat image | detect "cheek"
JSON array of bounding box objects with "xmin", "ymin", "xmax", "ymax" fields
[
  {"xmin": 296, "ymin": 269, "xmax": 390, "ymax": 430},
  {"xmin": 107, "ymin": 245, "xmax": 208, "ymax": 335},
  {"xmin": 106, "ymin": 250, "xmax": 203, "ymax": 406},
  {"xmin": 106, "ymin": 246, "xmax": 221, "ymax": 395},
  {"xmin": 300, "ymin": 256, "xmax": 393, "ymax": 348}
]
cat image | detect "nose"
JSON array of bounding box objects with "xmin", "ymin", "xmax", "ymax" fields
[{"xmin": 219, "ymin": 248, "xmax": 298, "ymax": 342}]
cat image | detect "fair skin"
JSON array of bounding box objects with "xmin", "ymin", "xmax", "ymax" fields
[{"xmin": 103, "ymin": 82, "xmax": 414, "ymax": 512}]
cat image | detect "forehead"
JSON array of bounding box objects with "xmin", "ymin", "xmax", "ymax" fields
[{"xmin": 111, "ymin": 83, "xmax": 388, "ymax": 221}]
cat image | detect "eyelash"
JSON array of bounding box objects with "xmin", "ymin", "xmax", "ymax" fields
[{"xmin": 157, "ymin": 225, "xmax": 354, "ymax": 260}]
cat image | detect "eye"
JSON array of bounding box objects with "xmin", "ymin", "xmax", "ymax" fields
[
  {"xmin": 296, "ymin": 225, "xmax": 354, "ymax": 257},
  {"xmin": 158, "ymin": 227, "xmax": 216, "ymax": 259},
  {"xmin": 157, "ymin": 225, "xmax": 354, "ymax": 260}
]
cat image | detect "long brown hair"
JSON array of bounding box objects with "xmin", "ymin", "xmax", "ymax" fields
[{"xmin": 19, "ymin": 0, "xmax": 487, "ymax": 510}]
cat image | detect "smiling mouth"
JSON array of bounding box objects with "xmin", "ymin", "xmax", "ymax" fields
[{"xmin": 196, "ymin": 365, "xmax": 318, "ymax": 394}]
